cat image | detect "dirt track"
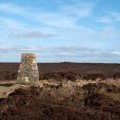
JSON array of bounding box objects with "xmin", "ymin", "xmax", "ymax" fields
[{"xmin": 0, "ymin": 62, "xmax": 120, "ymax": 81}]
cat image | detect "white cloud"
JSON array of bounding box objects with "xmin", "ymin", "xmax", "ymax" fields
[
  {"xmin": 36, "ymin": 1, "xmax": 96, "ymax": 28},
  {"xmin": 0, "ymin": 45, "xmax": 43, "ymax": 56},
  {"xmin": 96, "ymin": 16, "xmax": 113, "ymax": 24},
  {"xmin": 110, "ymin": 51, "xmax": 120, "ymax": 56},
  {"xmin": 107, "ymin": 11, "xmax": 120, "ymax": 22},
  {"xmin": 96, "ymin": 11, "xmax": 120, "ymax": 25},
  {"xmin": 0, "ymin": 45, "xmax": 99, "ymax": 55},
  {"xmin": 60, "ymin": 2, "xmax": 95, "ymax": 18},
  {"xmin": 0, "ymin": 2, "xmax": 96, "ymax": 41},
  {"xmin": 36, "ymin": 12, "xmax": 77, "ymax": 28},
  {"xmin": 0, "ymin": 3, "xmax": 28, "ymax": 16},
  {"xmin": 0, "ymin": 2, "xmax": 120, "ymax": 62},
  {"xmin": 10, "ymin": 31, "xmax": 56, "ymax": 39},
  {"xmin": 0, "ymin": 45, "xmax": 120, "ymax": 62},
  {"xmin": 0, "ymin": 2, "xmax": 96, "ymax": 28},
  {"xmin": 0, "ymin": 17, "xmax": 26, "ymax": 31}
]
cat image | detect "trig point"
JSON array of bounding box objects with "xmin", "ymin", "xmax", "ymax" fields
[{"xmin": 17, "ymin": 53, "xmax": 39, "ymax": 86}]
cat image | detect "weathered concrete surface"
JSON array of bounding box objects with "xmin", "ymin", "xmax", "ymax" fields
[{"xmin": 17, "ymin": 53, "xmax": 39, "ymax": 86}]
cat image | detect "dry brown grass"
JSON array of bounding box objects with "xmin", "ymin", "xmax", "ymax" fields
[
  {"xmin": 105, "ymin": 93, "xmax": 120, "ymax": 101},
  {"xmin": 0, "ymin": 78, "xmax": 120, "ymax": 99},
  {"xmin": 99, "ymin": 79, "xmax": 120, "ymax": 87}
]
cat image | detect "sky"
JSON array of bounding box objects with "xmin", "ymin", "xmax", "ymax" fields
[{"xmin": 0, "ymin": 0, "xmax": 120, "ymax": 63}]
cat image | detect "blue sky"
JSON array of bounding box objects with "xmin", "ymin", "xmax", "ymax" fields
[{"xmin": 0, "ymin": 0, "xmax": 120, "ymax": 63}]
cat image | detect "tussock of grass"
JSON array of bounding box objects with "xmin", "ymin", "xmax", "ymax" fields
[{"xmin": 105, "ymin": 93, "xmax": 120, "ymax": 102}]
